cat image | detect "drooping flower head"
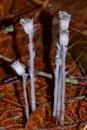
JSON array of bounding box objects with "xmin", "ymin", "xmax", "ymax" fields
[
  {"xmin": 20, "ymin": 18, "xmax": 34, "ymax": 35},
  {"xmin": 11, "ymin": 60, "xmax": 26, "ymax": 76},
  {"xmin": 59, "ymin": 11, "xmax": 71, "ymax": 31}
]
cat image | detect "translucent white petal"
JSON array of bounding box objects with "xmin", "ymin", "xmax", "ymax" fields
[{"xmin": 11, "ymin": 60, "xmax": 25, "ymax": 76}]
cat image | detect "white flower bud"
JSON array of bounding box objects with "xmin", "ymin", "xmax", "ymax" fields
[
  {"xmin": 11, "ymin": 60, "xmax": 26, "ymax": 76},
  {"xmin": 59, "ymin": 30, "xmax": 69, "ymax": 46},
  {"xmin": 59, "ymin": 11, "xmax": 71, "ymax": 31},
  {"xmin": 20, "ymin": 18, "xmax": 34, "ymax": 35}
]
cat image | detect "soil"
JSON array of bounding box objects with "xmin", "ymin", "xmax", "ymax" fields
[{"xmin": 0, "ymin": 0, "xmax": 87, "ymax": 129}]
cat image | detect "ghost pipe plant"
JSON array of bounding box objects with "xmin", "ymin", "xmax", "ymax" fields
[
  {"xmin": 59, "ymin": 30, "xmax": 69, "ymax": 126},
  {"xmin": 11, "ymin": 60, "xmax": 29, "ymax": 119},
  {"xmin": 20, "ymin": 18, "xmax": 36, "ymax": 111},
  {"xmin": 59, "ymin": 11, "xmax": 71, "ymax": 125},
  {"xmin": 53, "ymin": 11, "xmax": 71, "ymax": 126}
]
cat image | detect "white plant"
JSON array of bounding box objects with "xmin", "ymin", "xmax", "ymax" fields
[
  {"xmin": 59, "ymin": 11, "xmax": 71, "ymax": 126},
  {"xmin": 59, "ymin": 11, "xmax": 71, "ymax": 31},
  {"xmin": 20, "ymin": 18, "xmax": 36, "ymax": 111},
  {"xmin": 11, "ymin": 60, "xmax": 29, "ymax": 119},
  {"xmin": 53, "ymin": 11, "xmax": 71, "ymax": 126},
  {"xmin": 11, "ymin": 60, "xmax": 26, "ymax": 76}
]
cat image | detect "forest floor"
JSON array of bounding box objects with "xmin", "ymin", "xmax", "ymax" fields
[{"xmin": 0, "ymin": 0, "xmax": 87, "ymax": 129}]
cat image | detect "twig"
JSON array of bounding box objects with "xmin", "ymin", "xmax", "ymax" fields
[
  {"xmin": 3, "ymin": 98, "xmax": 22, "ymax": 107},
  {"xmin": 30, "ymin": 0, "xmax": 43, "ymax": 5},
  {"xmin": 83, "ymin": 124, "xmax": 87, "ymax": 130},
  {"xmin": 0, "ymin": 4, "xmax": 40, "ymax": 27},
  {"xmin": 67, "ymin": 51, "xmax": 84, "ymax": 74},
  {"xmin": 36, "ymin": 71, "xmax": 52, "ymax": 78},
  {"xmin": 0, "ymin": 54, "xmax": 13, "ymax": 62},
  {"xmin": 1, "ymin": 72, "xmax": 87, "ymax": 87},
  {"xmin": 65, "ymin": 95, "xmax": 86, "ymax": 103},
  {"xmin": 9, "ymin": 0, "xmax": 17, "ymax": 13},
  {"xmin": 71, "ymin": 27, "xmax": 87, "ymax": 36},
  {"xmin": 39, "ymin": 122, "xmax": 87, "ymax": 130}
]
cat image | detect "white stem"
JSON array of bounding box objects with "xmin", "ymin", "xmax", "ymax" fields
[
  {"xmin": 57, "ymin": 66, "xmax": 62, "ymax": 120},
  {"xmin": 60, "ymin": 46, "xmax": 66, "ymax": 126},
  {"xmin": 22, "ymin": 74, "xmax": 29, "ymax": 119},
  {"xmin": 53, "ymin": 44, "xmax": 61, "ymax": 117},
  {"xmin": 30, "ymin": 75, "xmax": 36, "ymax": 111},
  {"xmin": 53, "ymin": 63, "xmax": 60, "ymax": 116},
  {"xmin": 28, "ymin": 35, "xmax": 36, "ymax": 111}
]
